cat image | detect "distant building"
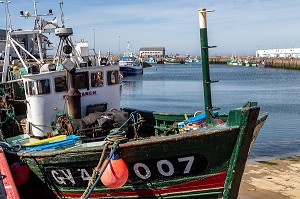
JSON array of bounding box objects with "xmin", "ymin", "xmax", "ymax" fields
[
  {"xmin": 139, "ymin": 47, "xmax": 165, "ymax": 58},
  {"xmin": 256, "ymin": 48, "xmax": 300, "ymax": 59}
]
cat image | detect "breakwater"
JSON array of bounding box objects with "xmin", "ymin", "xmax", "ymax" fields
[
  {"xmin": 209, "ymin": 56, "xmax": 300, "ymax": 70},
  {"xmin": 2, "ymin": 55, "xmax": 300, "ymax": 70}
]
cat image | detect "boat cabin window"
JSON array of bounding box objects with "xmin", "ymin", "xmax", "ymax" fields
[
  {"xmin": 26, "ymin": 79, "xmax": 51, "ymax": 96},
  {"xmin": 54, "ymin": 76, "xmax": 68, "ymax": 92},
  {"xmin": 91, "ymin": 71, "xmax": 103, "ymax": 87},
  {"xmin": 75, "ymin": 72, "xmax": 88, "ymax": 89},
  {"xmin": 107, "ymin": 70, "xmax": 119, "ymax": 85}
]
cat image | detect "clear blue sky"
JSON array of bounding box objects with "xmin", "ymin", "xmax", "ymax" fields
[{"xmin": 1, "ymin": 0, "xmax": 299, "ymax": 56}]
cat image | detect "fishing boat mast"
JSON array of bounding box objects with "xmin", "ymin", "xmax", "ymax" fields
[
  {"xmin": 19, "ymin": 0, "xmax": 54, "ymax": 64},
  {"xmin": 198, "ymin": 8, "xmax": 216, "ymax": 125},
  {"xmin": 1, "ymin": 0, "xmax": 54, "ymax": 83}
]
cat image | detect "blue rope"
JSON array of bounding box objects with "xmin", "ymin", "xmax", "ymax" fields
[
  {"xmin": 0, "ymin": 141, "xmax": 22, "ymax": 152},
  {"xmin": 104, "ymin": 112, "xmax": 138, "ymax": 139},
  {"xmin": 83, "ymin": 141, "xmax": 121, "ymax": 199},
  {"xmin": 120, "ymin": 112, "xmax": 137, "ymax": 129},
  {"xmin": 83, "ymin": 112, "xmax": 140, "ymax": 198}
]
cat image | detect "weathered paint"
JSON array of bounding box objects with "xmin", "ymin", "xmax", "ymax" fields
[
  {"xmin": 17, "ymin": 103, "xmax": 266, "ymax": 198},
  {"xmin": 199, "ymin": 8, "xmax": 213, "ymax": 125},
  {"xmin": 53, "ymin": 172, "xmax": 226, "ymax": 198},
  {"xmin": 0, "ymin": 147, "xmax": 20, "ymax": 199}
]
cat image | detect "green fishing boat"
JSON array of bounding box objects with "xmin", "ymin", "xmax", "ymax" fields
[{"xmin": 0, "ymin": 3, "xmax": 267, "ymax": 199}]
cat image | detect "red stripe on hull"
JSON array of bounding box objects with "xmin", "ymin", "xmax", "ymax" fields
[{"xmin": 56, "ymin": 172, "xmax": 226, "ymax": 198}]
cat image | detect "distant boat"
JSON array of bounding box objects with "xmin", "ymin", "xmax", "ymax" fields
[
  {"xmin": 227, "ymin": 59, "xmax": 242, "ymax": 66},
  {"xmin": 243, "ymin": 57, "xmax": 257, "ymax": 67},
  {"xmin": 144, "ymin": 57, "xmax": 157, "ymax": 65},
  {"xmin": 164, "ymin": 58, "xmax": 184, "ymax": 64},
  {"xmin": 185, "ymin": 58, "xmax": 202, "ymax": 65},
  {"xmin": 119, "ymin": 41, "xmax": 143, "ymax": 76},
  {"xmin": 227, "ymin": 55, "xmax": 242, "ymax": 66},
  {"xmin": 257, "ymin": 60, "xmax": 271, "ymax": 68}
]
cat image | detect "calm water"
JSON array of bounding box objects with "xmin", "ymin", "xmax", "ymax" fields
[{"xmin": 121, "ymin": 64, "xmax": 300, "ymax": 160}]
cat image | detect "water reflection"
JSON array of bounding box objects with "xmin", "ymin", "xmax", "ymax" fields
[{"xmin": 120, "ymin": 64, "xmax": 300, "ymax": 159}]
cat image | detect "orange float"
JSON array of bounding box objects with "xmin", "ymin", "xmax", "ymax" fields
[{"xmin": 100, "ymin": 153, "xmax": 128, "ymax": 189}]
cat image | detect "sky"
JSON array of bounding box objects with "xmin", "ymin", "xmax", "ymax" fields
[{"xmin": 0, "ymin": 0, "xmax": 299, "ymax": 56}]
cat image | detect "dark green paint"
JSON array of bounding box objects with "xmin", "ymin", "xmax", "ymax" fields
[
  {"xmin": 200, "ymin": 28, "xmax": 213, "ymax": 125},
  {"xmin": 17, "ymin": 102, "xmax": 267, "ymax": 199}
]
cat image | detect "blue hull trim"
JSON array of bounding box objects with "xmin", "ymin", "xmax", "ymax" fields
[
  {"xmin": 120, "ymin": 66, "xmax": 143, "ymax": 76},
  {"xmin": 145, "ymin": 61, "xmax": 157, "ymax": 65}
]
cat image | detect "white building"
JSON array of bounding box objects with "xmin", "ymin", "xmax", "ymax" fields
[
  {"xmin": 256, "ymin": 48, "xmax": 300, "ymax": 59},
  {"xmin": 139, "ymin": 47, "xmax": 165, "ymax": 58}
]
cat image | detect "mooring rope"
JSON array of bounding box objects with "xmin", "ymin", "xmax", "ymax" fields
[
  {"xmin": 0, "ymin": 141, "xmax": 22, "ymax": 152},
  {"xmin": 80, "ymin": 141, "xmax": 110, "ymax": 199},
  {"xmin": 81, "ymin": 140, "xmax": 124, "ymax": 199},
  {"xmin": 80, "ymin": 112, "xmax": 140, "ymax": 199}
]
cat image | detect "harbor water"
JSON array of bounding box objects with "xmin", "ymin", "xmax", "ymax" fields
[{"xmin": 121, "ymin": 64, "xmax": 300, "ymax": 160}]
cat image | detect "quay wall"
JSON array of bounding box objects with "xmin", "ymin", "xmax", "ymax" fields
[
  {"xmin": 2, "ymin": 56, "xmax": 300, "ymax": 70},
  {"xmin": 209, "ymin": 56, "xmax": 300, "ymax": 70}
]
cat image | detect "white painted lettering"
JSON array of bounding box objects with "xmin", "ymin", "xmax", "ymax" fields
[
  {"xmin": 51, "ymin": 170, "xmax": 66, "ymax": 185},
  {"xmin": 133, "ymin": 163, "xmax": 151, "ymax": 180},
  {"xmin": 60, "ymin": 169, "xmax": 75, "ymax": 185},
  {"xmin": 80, "ymin": 169, "xmax": 91, "ymax": 181},
  {"xmin": 178, "ymin": 156, "xmax": 194, "ymax": 174},
  {"xmin": 157, "ymin": 160, "xmax": 174, "ymax": 176}
]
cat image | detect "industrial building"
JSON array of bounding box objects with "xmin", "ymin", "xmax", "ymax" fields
[
  {"xmin": 256, "ymin": 48, "xmax": 300, "ymax": 59},
  {"xmin": 139, "ymin": 47, "xmax": 165, "ymax": 58}
]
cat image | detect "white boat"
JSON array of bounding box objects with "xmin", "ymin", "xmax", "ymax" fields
[
  {"xmin": 119, "ymin": 41, "xmax": 143, "ymax": 76},
  {"xmin": 144, "ymin": 57, "xmax": 157, "ymax": 64},
  {"xmin": 227, "ymin": 53, "xmax": 244, "ymax": 66},
  {"xmin": 257, "ymin": 60, "xmax": 271, "ymax": 68},
  {"xmin": 0, "ymin": 1, "xmax": 121, "ymax": 138},
  {"xmin": 185, "ymin": 57, "xmax": 202, "ymax": 65},
  {"xmin": 243, "ymin": 57, "xmax": 257, "ymax": 67}
]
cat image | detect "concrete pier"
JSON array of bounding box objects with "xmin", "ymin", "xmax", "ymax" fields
[
  {"xmin": 209, "ymin": 56, "xmax": 300, "ymax": 70},
  {"xmin": 2, "ymin": 55, "xmax": 300, "ymax": 70}
]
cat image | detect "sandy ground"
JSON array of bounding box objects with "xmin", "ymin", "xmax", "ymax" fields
[{"xmin": 239, "ymin": 156, "xmax": 300, "ymax": 199}]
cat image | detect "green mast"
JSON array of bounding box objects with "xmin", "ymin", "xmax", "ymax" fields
[{"xmin": 198, "ymin": 8, "xmax": 216, "ymax": 125}]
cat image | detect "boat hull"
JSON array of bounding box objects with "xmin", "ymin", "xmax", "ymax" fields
[
  {"xmin": 185, "ymin": 61, "xmax": 202, "ymax": 65},
  {"xmin": 22, "ymin": 128, "xmax": 239, "ymax": 198},
  {"xmin": 164, "ymin": 61, "xmax": 183, "ymax": 64},
  {"xmin": 17, "ymin": 104, "xmax": 265, "ymax": 199},
  {"xmin": 145, "ymin": 61, "xmax": 157, "ymax": 65},
  {"xmin": 119, "ymin": 66, "xmax": 143, "ymax": 76}
]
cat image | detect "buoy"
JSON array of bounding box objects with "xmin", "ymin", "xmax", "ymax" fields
[
  {"xmin": 100, "ymin": 153, "xmax": 128, "ymax": 189},
  {"xmin": 10, "ymin": 160, "xmax": 30, "ymax": 185}
]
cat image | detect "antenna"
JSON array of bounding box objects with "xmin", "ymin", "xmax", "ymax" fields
[
  {"xmin": 2, "ymin": 0, "xmax": 12, "ymax": 31},
  {"xmin": 19, "ymin": 0, "xmax": 53, "ymax": 18},
  {"xmin": 59, "ymin": 1, "xmax": 66, "ymax": 28},
  {"xmin": 19, "ymin": 0, "xmax": 54, "ymax": 64},
  {"xmin": 126, "ymin": 41, "xmax": 131, "ymax": 54}
]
